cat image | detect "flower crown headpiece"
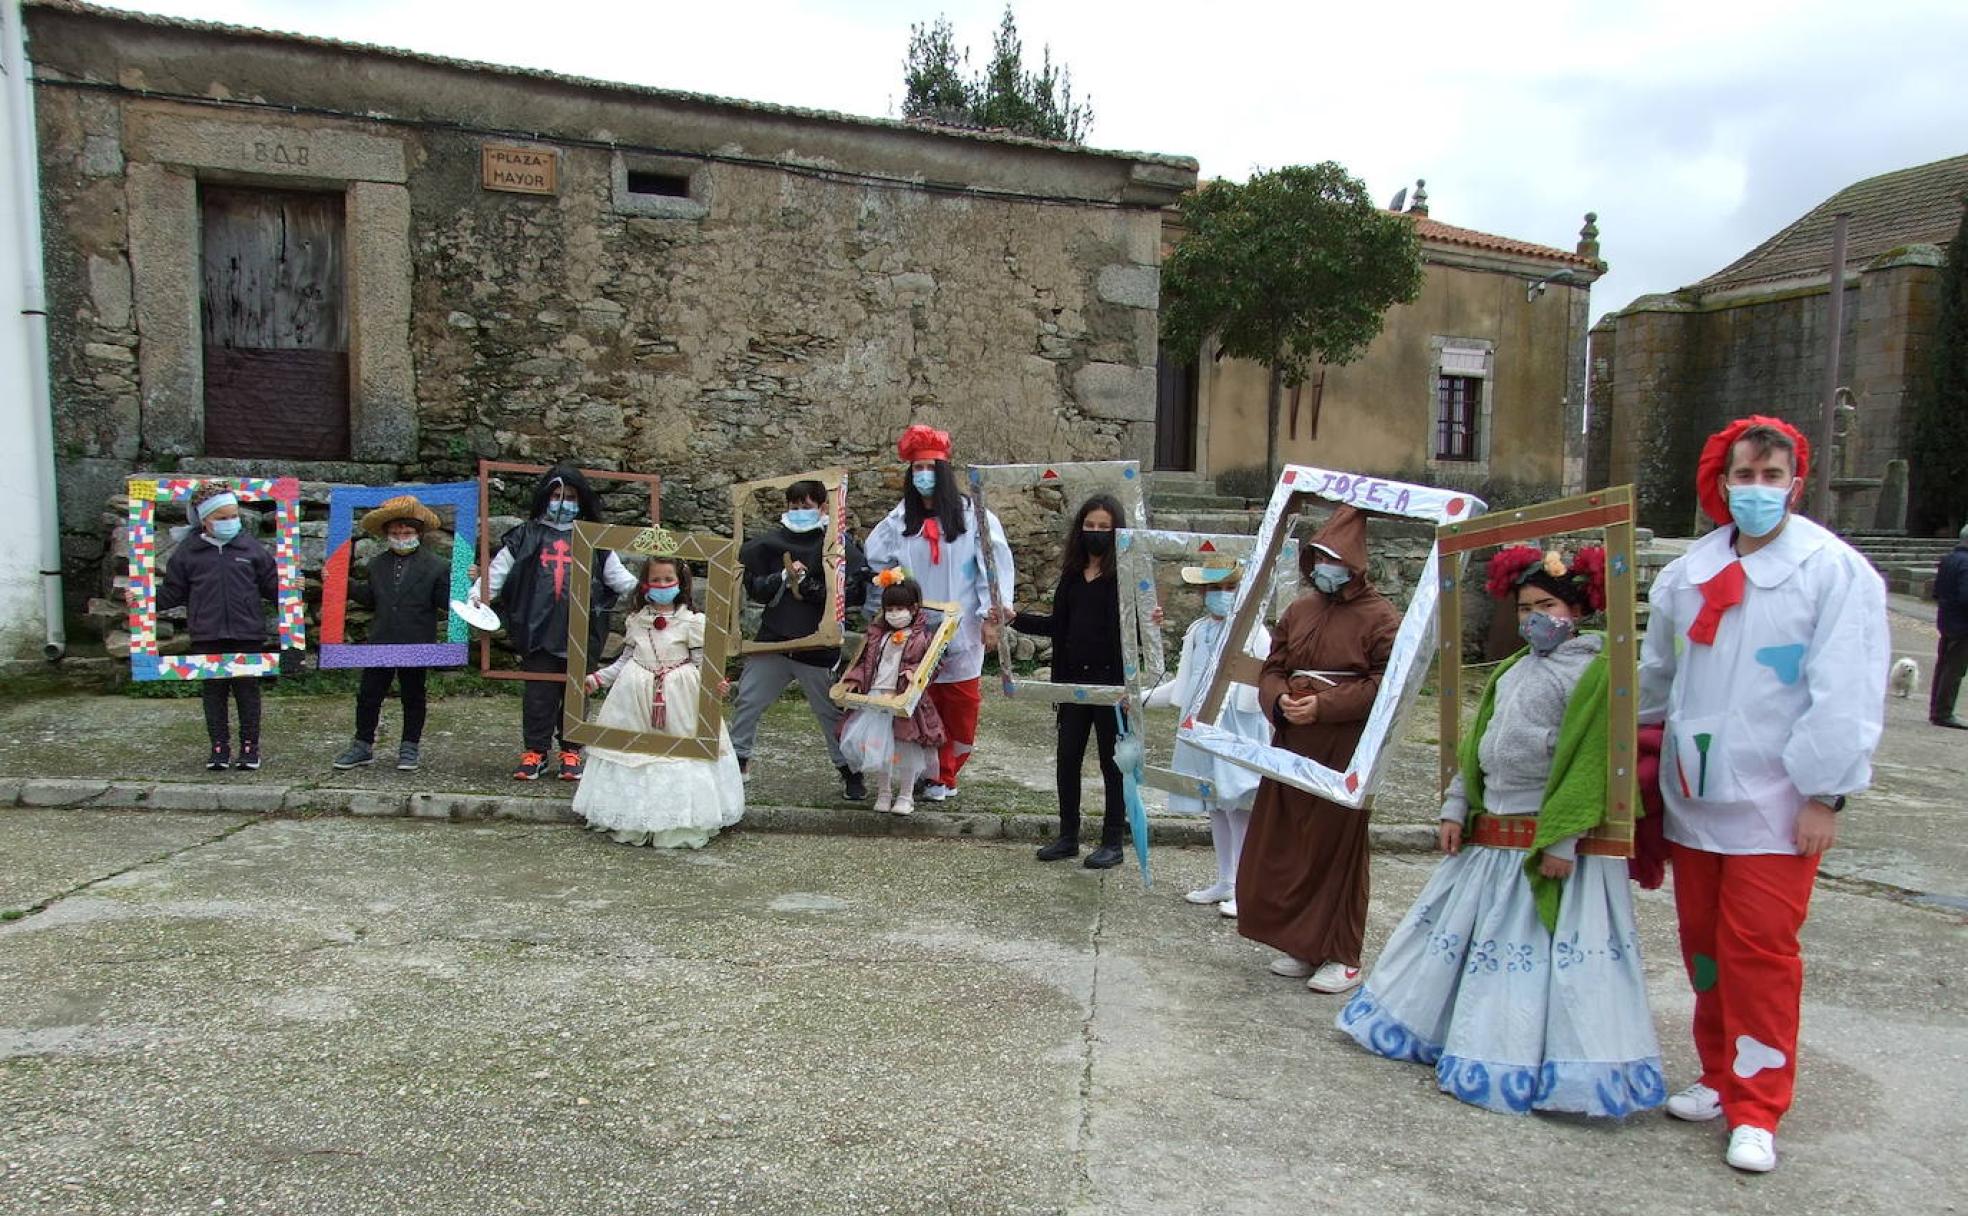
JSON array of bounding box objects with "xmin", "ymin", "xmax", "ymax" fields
[
  {"xmin": 1484, "ymin": 544, "xmax": 1608, "ymax": 612},
  {"xmin": 874, "ymin": 566, "xmax": 913, "ymax": 588}
]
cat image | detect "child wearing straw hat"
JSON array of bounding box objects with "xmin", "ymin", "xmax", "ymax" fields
[
  {"xmin": 332, "ymin": 494, "xmax": 451, "ymax": 772},
  {"xmin": 1141, "ymin": 559, "xmax": 1272, "ymax": 916}
]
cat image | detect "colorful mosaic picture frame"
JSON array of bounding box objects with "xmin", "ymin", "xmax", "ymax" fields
[
  {"xmin": 1180, "ymin": 466, "xmax": 1487, "ymax": 807},
  {"xmin": 729, "ymin": 467, "xmax": 850, "ymax": 655},
  {"xmin": 966, "ymin": 460, "xmax": 1152, "ymax": 705},
  {"xmin": 1435, "ymin": 486, "xmax": 1640, "ymax": 854},
  {"xmin": 123, "ymin": 475, "xmax": 305, "ymax": 681},
  {"xmin": 476, "ymin": 460, "xmax": 663, "ymax": 682},
  {"xmin": 831, "ymin": 602, "xmax": 962, "ymax": 717},
  {"xmin": 1115, "ymin": 528, "xmax": 1299, "ymax": 803},
  {"xmin": 317, "ymin": 481, "xmax": 478, "ymax": 669},
  {"xmin": 561, "ymin": 522, "xmax": 741, "ymax": 761}
]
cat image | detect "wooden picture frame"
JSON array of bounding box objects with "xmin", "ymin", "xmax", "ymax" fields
[
  {"xmin": 124, "ymin": 475, "xmax": 305, "ymax": 681},
  {"xmin": 318, "ymin": 480, "xmax": 478, "ymax": 669},
  {"xmin": 476, "ymin": 460, "xmax": 662, "ymax": 682},
  {"xmin": 965, "ymin": 460, "xmax": 1151, "ymax": 705},
  {"xmin": 728, "ymin": 467, "xmax": 850, "ymax": 655},
  {"xmin": 830, "ymin": 601, "xmax": 962, "ymax": 717},
  {"xmin": 1434, "ymin": 486, "xmax": 1641, "ymax": 855},
  {"xmin": 1179, "ymin": 466, "xmax": 1486, "ymax": 808},
  {"xmin": 559, "ymin": 522, "xmax": 741, "ymax": 761}
]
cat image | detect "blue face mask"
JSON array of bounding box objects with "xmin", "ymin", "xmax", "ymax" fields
[
  {"xmin": 782, "ymin": 508, "xmax": 824, "ymax": 533},
  {"xmin": 1203, "ymin": 589, "xmax": 1236, "ymax": 618},
  {"xmin": 646, "ymin": 586, "xmax": 680, "ymax": 606},
  {"xmin": 1726, "ymin": 483, "xmax": 1790, "ymax": 539},
  {"xmin": 207, "ymin": 517, "xmax": 242, "ymax": 543},
  {"xmin": 911, "ymin": 469, "xmax": 938, "ymax": 497},
  {"xmin": 544, "ymin": 499, "xmax": 579, "ymax": 528},
  {"xmin": 1519, "ymin": 610, "xmax": 1574, "ymax": 655},
  {"xmin": 1311, "ymin": 562, "xmax": 1351, "ymax": 595}
]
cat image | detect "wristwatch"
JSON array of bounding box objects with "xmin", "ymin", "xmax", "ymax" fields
[{"xmin": 1808, "ymin": 795, "xmax": 1847, "ymax": 813}]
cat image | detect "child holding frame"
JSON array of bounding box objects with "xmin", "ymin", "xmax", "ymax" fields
[{"xmin": 833, "ymin": 571, "xmax": 947, "ymax": 815}]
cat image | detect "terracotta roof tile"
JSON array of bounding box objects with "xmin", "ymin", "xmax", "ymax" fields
[
  {"xmin": 1398, "ymin": 213, "xmax": 1600, "ymax": 270},
  {"xmin": 1694, "ymin": 153, "xmax": 1968, "ymax": 292}
]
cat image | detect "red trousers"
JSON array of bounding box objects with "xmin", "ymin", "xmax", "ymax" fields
[
  {"xmin": 1670, "ymin": 843, "xmax": 1820, "ymax": 1131},
  {"xmin": 927, "ymin": 678, "xmax": 982, "ymax": 789}
]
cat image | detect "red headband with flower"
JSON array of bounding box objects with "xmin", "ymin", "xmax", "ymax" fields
[{"xmin": 1485, "ymin": 544, "xmax": 1607, "ymax": 613}]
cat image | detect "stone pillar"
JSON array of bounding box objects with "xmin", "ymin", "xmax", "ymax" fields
[
  {"xmin": 1851, "ymin": 246, "xmax": 1946, "ymax": 525},
  {"xmin": 125, "ymin": 162, "xmax": 201, "ymax": 456},
  {"xmin": 1875, "ymin": 459, "xmax": 1910, "ymax": 532},
  {"xmin": 1587, "ymin": 315, "xmax": 1617, "ymax": 489},
  {"xmin": 1607, "ymin": 294, "xmax": 1700, "ymax": 532},
  {"xmin": 346, "ymin": 181, "xmax": 418, "ymax": 461}
]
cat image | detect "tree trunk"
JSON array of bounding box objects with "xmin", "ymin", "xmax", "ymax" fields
[{"xmin": 1265, "ymin": 359, "xmax": 1283, "ymax": 480}]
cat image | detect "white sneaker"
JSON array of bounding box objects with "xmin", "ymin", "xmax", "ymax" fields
[
  {"xmin": 1306, "ymin": 962, "xmax": 1362, "ymax": 994},
  {"xmin": 890, "ymin": 794, "xmax": 915, "ymax": 816},
  {"xmin": 922, "ymin": 783, "xmax": 956, "ymax": 802},
  {"xmin": 1185, "ymin": 881, "xmax": 1233, "ymax": 905},
  {"xmin": 1725, "ymin": 1125, "xmax": 1777, "ymax": 1173},
  {"xmin": 1665, "ymin": 1082, "xmax": 1723, "ymax": 1123},
  {"xmin": 1268, "ymin": 956, "xmax": 1315, "ymax": 979},
  {"xmin": 1217, "ymin": 899, "xmax": 1238, "ymax": 918}
]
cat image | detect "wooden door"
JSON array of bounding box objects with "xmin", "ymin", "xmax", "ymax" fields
[
  {"xmin": 200, "ymin": 186, "xmax": 350, "ymax": 459},
  {"xmin": 1154, "ymin": 352, "xmax": 1198, "ymax": 471}
]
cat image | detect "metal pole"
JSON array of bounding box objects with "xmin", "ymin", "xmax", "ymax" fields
[{"xmin": 1813, "ymin": 212, "xmax": 1850, "ymax": 524}]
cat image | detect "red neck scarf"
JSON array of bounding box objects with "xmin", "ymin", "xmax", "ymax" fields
[
  {"xmin": 1688, "ymin": 560, "xmax": 1745, "ymax": 646},
  {"xmin": 920, "ymin": 518, "xmax": 942, "ymax": 565}
]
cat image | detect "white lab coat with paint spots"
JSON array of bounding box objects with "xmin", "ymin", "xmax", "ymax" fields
[
  {"xmin": 862, "ymin": 503, "xmax": 1015, "ymax": 684},
  {"xmin": 1638, "ymin": 515, "xmax": 1887, "ymax": 855}
]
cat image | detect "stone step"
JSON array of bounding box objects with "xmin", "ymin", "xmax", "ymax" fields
[
  {"xmin": 1146, "ymin": 509, "xmax": 1263, "ymax": 536},
  {"xmin": 1147, "ymin": 492, "xmax": 1251, "ymax": 513}
]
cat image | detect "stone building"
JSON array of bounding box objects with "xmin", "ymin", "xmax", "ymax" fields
[
  {"xmin": 1155, "ymin": 186, "xmax": 1604, "ymax": 503},
  {"xmin": 1589, "ymin": 153, "xmax": 1965, "ymax": 535},
  {"xmin": 29, "ymin": 0, "xmax": 1194, "ymax": 623}
]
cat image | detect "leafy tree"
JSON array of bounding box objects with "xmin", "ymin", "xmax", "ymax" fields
[
  {"xmin": 900, "ymin": 7, "xmax": 1093, "ymax": 144},
  {"xmin": 1911, "ymin": 201, "xmax": 1968, "ymax": 534},
  {"xmin": 1161, "ymin": 163, "xmax": 1425, "ymax": 476}
]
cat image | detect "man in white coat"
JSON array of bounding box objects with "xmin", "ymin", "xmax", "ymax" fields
[{"xmin": 1638, "ymin": 415, "xmax": 1887, "ymax": 1175}]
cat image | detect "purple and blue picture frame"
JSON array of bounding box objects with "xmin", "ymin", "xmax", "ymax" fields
[{"xmin": 317, "ymin": 480, "xmax": 479, "ymax": 669}]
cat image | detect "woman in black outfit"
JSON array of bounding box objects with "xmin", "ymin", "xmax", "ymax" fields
[{"xmin": 1010, "ymin": 493, "xmax": 1131, "ymax": 869}]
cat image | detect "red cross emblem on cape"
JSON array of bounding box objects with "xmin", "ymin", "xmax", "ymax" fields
[{"xmin": 541, "ymin": 539, "xmax": 573, "ymax": 601}]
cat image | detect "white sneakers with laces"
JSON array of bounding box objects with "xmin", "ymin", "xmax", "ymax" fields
[
  {"xmin": 1665, "ymin": 1082, "xmax": 1723, "ymax": 1122},
  {"xmin": 1306, "ymin": 962, "xmax": 1362, "ymax": 994},
  {"xmin": 922, "ymin": 783, "xmax": 956, "ymax": 803},
  {"xmin": 1725, "ymin": 1125, "xmax": 1777, "ymax": 1173}
]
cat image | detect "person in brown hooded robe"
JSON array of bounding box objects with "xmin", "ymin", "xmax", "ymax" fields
[{"xmin": 1237, "ymin": 505, "xmax": 1401, "ymax": 994}]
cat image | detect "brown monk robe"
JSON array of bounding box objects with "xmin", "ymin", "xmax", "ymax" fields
[{"xmin": 1237, "ymin": 505, "xmax": 1401, "ymax": 970}]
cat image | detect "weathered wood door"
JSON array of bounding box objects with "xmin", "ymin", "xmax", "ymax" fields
[
  {"xmin": 1154, "ymin": 352, "xmax": 1198, "ymax": 471},
  {"xmin": 200, "ymin": 186, "xmax": 350, "ymax": 459}
]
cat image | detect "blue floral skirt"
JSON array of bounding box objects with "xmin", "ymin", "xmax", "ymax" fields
[{"xmin": 1336, "ymin": 844, "xmax": 1666, "ymax": 1117}]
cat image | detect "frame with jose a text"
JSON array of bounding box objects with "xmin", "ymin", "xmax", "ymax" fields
[
  {"xmin": 729, "ymin": 467, "xmax": 850, "ymax": 655},
  {"xmin": 830, "ymin": 602, "xmax": 962, "ymax": 718},
  {"xmin": 561, "ymin": 522, "xmax": 741, "ymax": 761},
  {"xmin": 1434, "ymin": 486, "xmax": 1640, "ymax": 855},
  {"xmin": 966, "ymin": 460, "xmax": 1152, "ymax": 706},
  {"xmin": 124, "ymin": 475, "xmax": 305, "ymax": 681},
  {"xmin": 476, "ymin": 460, "xmax": 662, "ymax": 682},
  {"xmin": 318, "ymin": 481, "xmax": 477, "ymax": 669},
  {"xmin": 1180, "ymin": 466, "xmax": 1486, "ymax": 808}
]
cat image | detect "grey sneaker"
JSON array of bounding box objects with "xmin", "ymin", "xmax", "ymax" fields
[
  {"xmin": 396, "ymin": 742, "xmax": 421, "ymax": 772},
  {"xmin": 332, "ymin": 740, "xmax": 374, "ymax": 770}
]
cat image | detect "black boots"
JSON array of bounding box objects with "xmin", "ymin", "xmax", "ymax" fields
[
  {"xmin": 1036, "ymin": 836, "xmax": 1080, "ymax": 862},
  {"xmin": 1083, "ymin": 844, "xmax": 1124, "ymax": 870},
  {"xmin": 839, "ymin": 765, "xmax": 868, "ymax": 801}
]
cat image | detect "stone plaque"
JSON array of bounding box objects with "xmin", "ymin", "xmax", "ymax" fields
[{"xmin": 481, "ymin": 144, "xmax": 558, "ymax": 195}]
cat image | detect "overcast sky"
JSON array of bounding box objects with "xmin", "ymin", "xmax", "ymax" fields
[{"xmin": 97, "ymin": 0, "xmax": 1968, "ymax": 322}]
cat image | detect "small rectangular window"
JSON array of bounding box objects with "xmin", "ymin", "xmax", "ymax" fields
[
  {"xmin": 1435, "ymin": 375, "xmax": 1482, "ymax": 461},
  {"xmin": 626, "ymin": 171, "xmax": 692, "ymax": 198}
]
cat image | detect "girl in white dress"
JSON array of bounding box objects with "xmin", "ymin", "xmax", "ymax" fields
[
  {"xmin": 572, "ymin": 557, "xmax": 745, "ymax": 849},
  {"xmin": 1140, "ymin": 560, "xmax": 1272, "ymax": 917},
  {"xmin": 1337, "ymin": 545, "xmax": 1666, "ymax": 1118}
]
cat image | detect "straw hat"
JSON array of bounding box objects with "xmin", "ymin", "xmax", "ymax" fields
[
  {"xmin": 359, "ymin": 494, "xmax": 442, "ymax": 537},
  {"xmin": 1179, "ymin": 559, "xmax": 1245, "ymax": 587}
]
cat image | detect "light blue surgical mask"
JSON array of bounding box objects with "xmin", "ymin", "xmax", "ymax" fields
[
  {"xmin": 207, "ymin": 517, "xmax": 242, "ymax": 543},
  {"xmin": 1203, "ymin": 589, "xmax": 1236, "ymax": 618},
  {"xmin": 782, "ymin": 508, "xmax": 824, "ymax": 533},
  {"xmin": 911, "ymin": 469, "xmax": 938, "ymax": 497},
  {"xmin": 1726, "ymin": 483, "xmax": 1790, "ymax": 539},
  {"xmin": 1311, "ymin": 562, "xmax": 1351, "ymax": 595},
  {"xmin": 545, "ymin": 499, "xmax": 579, "ymax": 528},
  {"xmin": 387, "ymin": 536, "xmax": 420, "ymax": 554},
  {"xmin": 1520, "ymin": 610, "xmax": 1574, "ymax": 656},
  {"xmin": 646, "ymin": 586, "xmax": 680, "ymax": 606}
]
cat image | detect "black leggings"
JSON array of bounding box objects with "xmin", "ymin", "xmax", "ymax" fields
[
  {"xmin": 521, "ymin": 650, "xmax": 575, "ymax": 754},
  {"xmin": 355, "ymin": 667, "xmax": 429, "ymax": 745},
  {"xmin": 1055, "ymin": 702, "xmax": 1125, "ymax": 846},
  {"xmin": 196, "ymin": 637, "xmax": 265, "ymax": 747}
]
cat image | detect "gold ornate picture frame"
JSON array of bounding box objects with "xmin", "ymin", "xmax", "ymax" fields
[
  {"xmin": 560, "ymin": 522, "xmax": 741, "ymax": 761},
  {"xmin": 1434, "ymin": 486, "xmax": 1640, "ymax": 854},
  {"xmin": 830, "ymin": 601, "xmax": 962, "ymax": 717},
  {"xmin": 728, "ymin": 467, "xmax": 850, "ymax": 655}
]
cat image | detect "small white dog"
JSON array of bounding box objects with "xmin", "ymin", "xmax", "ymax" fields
[{"xmin": 1889, "ymin": 656, "xmax": 1920, "ymax": 699}]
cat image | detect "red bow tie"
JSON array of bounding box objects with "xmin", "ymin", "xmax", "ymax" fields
[{"xmin": 1688, "ymin": 560, "xmax": 1745, "ymax": 646}]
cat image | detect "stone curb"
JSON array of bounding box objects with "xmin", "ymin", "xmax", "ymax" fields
[{"xmin": 0, "ymin": 776, "xmax": 1440, "ymax": 853}]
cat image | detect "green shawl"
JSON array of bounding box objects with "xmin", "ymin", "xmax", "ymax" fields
[{"xmin": 1459, "ymin": 635, "xmax": 1609, "ymax": 933}]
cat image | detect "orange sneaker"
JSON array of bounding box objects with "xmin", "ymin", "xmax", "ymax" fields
[
  {"xmin": 513, "ymin": 751, "xmax": 547, "ymax": 781},
  {"xmin": 557, "ymin": 750, "xmax": 584, "ymax": 781}
]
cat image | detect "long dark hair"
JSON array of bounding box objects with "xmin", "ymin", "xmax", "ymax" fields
[
  {"xmin": 1059, "ymin": 493, "xmax": 1126, "ymax": 581},
  {"xmin": 528, "ymin": 464, "xmax": 603, "ymax": 523},
  {"xmin": 902, "ymin": 460, "xmax": 970, "ymax": 542},
  {"xmin": 639, "ymin": 558, "xmax": 695, "ymax": 613},
  {"xmin": 879, "ymin": 578, "xmax": 924, "ymax": 613}
]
